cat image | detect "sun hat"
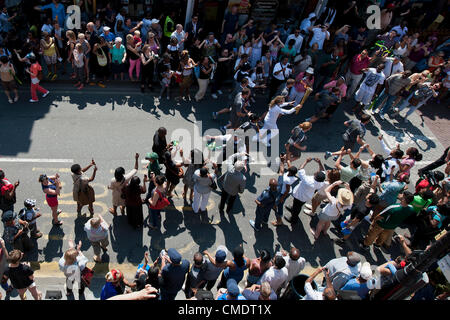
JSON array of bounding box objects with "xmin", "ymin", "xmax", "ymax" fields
[
  {"xmin": 306, "ymin": 67, "xmax": 314, "ymax": 74},
  {"xmin": 337, "ymin": 188, "xmax": 354, "ymax": 206}
]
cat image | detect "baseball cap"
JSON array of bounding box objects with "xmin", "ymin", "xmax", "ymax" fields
[
  {"xmin": 360, "ymin": 262, "xmax": 372, "ymax": 280},
  {"xmin": 1, "ymin": 210, "xmax": 17, "ymax": 222},
  {"xmin": 103, "ymin": 26, "xmax": 111, "ymax": 31},
  {"xmin": 24, "ymin": 199, "xmax": 36, "ymax": 207},
  {"xmin": 306, "ymin": 67, "xmax": 314, "ymax": 74},
  {"xmin": 226, "ymin": 279, "xmax": 240, "ymax": 297},
  {"xmin": 168, "ymin": 248, "xmax": 182, "ymax": 264},
  {"xmin": 151, "ymin": 19, "xmax": 160, "ymax": 24}
]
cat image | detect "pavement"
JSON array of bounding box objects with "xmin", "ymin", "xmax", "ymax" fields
[{"xmin": 0, "ymin": 78, "xmax": 448, "ymax": 300}]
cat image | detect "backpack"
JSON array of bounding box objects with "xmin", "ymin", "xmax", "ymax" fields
[{"xmin": 150, "ymin": 189, "xmax": 170, "ymax": 210}]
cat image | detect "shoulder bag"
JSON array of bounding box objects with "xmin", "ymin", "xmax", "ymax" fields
[
  {"xmin": 208, "ymin": 174, "xmax": 217, "ymax": 190},
  {"xmin": 81, "ymin": 266, "xmax": 94, "ymax": 287},
  {"xmin": 97, "ymin": 47, "xmax": 108, "ymax": 67}
]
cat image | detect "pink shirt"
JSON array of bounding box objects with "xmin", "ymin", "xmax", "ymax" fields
[
  {"xmin": 349, "ymin": 54, "xmax": 370, "ymax": 75},
  {"xmin": 401, "ymin": 158, "xmax": 415, "ymax": 175},
  {"xmin": 294, "ymin": 72, "xmax": 314, "ymax": 92},
  {"xmin": 323, "ymin": 80, "xmax": 347, "ymax": 98}
]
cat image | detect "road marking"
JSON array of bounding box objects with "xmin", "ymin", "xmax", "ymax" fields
[
  {"xmin": 109, "ymin": 169, "xmax": 147, "ymax": 174},
  {"xmin": 32, "ymin": 167, "xmax": 71, "ymax": 173},
  {"xmin": 0, "ymin": 158, "xmax": 74, "ymax": 163}
]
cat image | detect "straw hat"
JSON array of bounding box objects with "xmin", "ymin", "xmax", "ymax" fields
[{"xmin": 337, "ymin": 188, "xmax": 353, "ymax": 206}]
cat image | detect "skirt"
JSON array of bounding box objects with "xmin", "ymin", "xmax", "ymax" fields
[
  {"xmin": 317, "ymin": 211, "xmax": 339, "ymax": 222},
  {"xmin": 78, "ymin": 185, "xmax": 96, "ymax": 206}
]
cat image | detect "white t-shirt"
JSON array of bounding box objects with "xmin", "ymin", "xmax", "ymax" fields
[
  {"xmin": 272, "ymin": 62, "xmax": 292, "ymax": 81},
  {"xmin": 281, "ymin": 254, "xmax": 306, "ymax": 282},
  {"xmin": 321, "ymin": 198, "xmax": 351, "ymax": 218},
  {"xmin": 303, "ymin": 282, "xmax": 323, "ymax": 300},
  {"xmin": 280, "ymin": 172, "xmax": 298, "ymax": 195},
  {"xmin": 309, "ymin": 27, "xmax": 329, "ymax": 50},
  {"xmin": 260, "ymin": 267, "xmax": 288, "ymax": 292},
  {"xmin": 286, "ymin": 34, "xmax": 304, "ymax": 54},
  {"xmin": 361, "ymin": 68, "xmax": 385, "ymax": 92},
  {"xmin": 383, "ymin": 58, "xmax": 404, "ymax": 78},
  {"xmin": 293, "ymin": 169, "xmax": 326, "ymax": 202}
]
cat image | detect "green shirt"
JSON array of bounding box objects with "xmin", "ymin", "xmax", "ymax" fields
[
  {"xmin": 410, "ymin": 195, "xmax": 432, "ymax": 214},
  {"xmin": 377, "ymin": 204, "xmax": 415, "ymax": 230},
  {"xmin": 340, "ymin": 166, "xmax": 359, "ymax": 184}
]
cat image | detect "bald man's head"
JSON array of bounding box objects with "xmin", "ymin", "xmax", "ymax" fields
[
  {"xmin": 269, "ymin": 178, "xmax": 278, "ymax": 191},
  {"xmin": 290, "ymin": 248, "xmax": 300, "ymax": 261}
]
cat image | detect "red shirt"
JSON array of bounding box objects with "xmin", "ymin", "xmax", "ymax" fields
[
  {"xmin": 0, "ymin": 178, "xmax": 12, "ymax": 195},
  {"xmin": 30, "ymin": 63, "xmax": 42, "ymax": 79},
  {"xmin": 349, "ymin": 54, "xmax": 370, "ymax": 75}
]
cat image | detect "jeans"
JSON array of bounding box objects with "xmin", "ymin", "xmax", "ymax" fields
[
  {"xmin": 374, "ymin": 89, "xmax": 397, "ymax": 115},
  {"xmin": 397, "ymin": 93, "xmax": 425, "ymax": 118},
  {"xmin": 276, "ymin": 194, "xmax": 290, "ymax": 218},
  {"xmin": 128, "ymin": 58, "xmax": 141, "ymax": 79}
]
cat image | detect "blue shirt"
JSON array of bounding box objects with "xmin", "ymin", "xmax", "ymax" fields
[
  {"xmin": 100, "ymin": 281, "xmax": 123, "ymax": 300},
  {"xmin": 161, "ymin": 260, "xmax": 190, "ymax": 294},
  {"xmin": 341, "ymin": 278, "xmax": 370, "ymax": 299},
  {"xmin": 379, "ymin": 181, "xmax": 405, "ymax": 206},
  {"xmin": 223, "ymin": 258, "xmax": 247, "ymax": 283},
  {"xmin": 100, "ymin": 32, "xmax": 116, "ymax": 43},
  {"xmin": 255, "ymin": 188, "xmax": 279, "ymax": 215},
  {"xmin": 0, "ymin": 12, "xmax": 12, "ymax": 33},
  {"xmin": 41, "ymin": 3, "xmax": 66, "ymax": 26},
  {"xmin": 217, "ymin": 293, "xmax": 246, "ymax": 300}
]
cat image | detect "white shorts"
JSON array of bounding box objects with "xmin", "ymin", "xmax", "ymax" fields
[{"xmin": 355, "ymin": 85, "xmax": 376, "ymax": 106}]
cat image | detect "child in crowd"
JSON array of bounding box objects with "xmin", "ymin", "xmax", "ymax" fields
[
  {"xmin": 159, "ymin": 65, "xmax": 174, "ymax": 100},
  {"xmin": 18, "ymin": 199, "xmax": 42, "ymax": 239}
]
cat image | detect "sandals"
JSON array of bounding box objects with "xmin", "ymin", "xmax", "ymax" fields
[{"xmin": 271, "ymin": 220, "xmax": 283, "ymax": 226}]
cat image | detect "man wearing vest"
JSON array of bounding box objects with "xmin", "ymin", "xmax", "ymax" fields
[{"xmin": 163, "ymin": 11, "xmax": 176, "ymax": 49}]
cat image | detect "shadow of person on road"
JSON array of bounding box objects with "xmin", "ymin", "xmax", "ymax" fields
[
  {"xmin": 42, "ymin": 225, "xmax": 65, "ymax": 262},
  {"xmin": 182, "ymin": 208, "xmax": 216, "ymax": 253},
  {"xmin": 252, "ymin": 227, "xmax": 275, "ymax": 257},
  {"xmin": 109, "ymin": 215, "xmax": 144, "ymax": 264}
]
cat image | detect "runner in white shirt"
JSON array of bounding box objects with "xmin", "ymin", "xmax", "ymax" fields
[
  {"xmin": 253, "ymin": 96, "xmax": 301, "ymax": 146},
  {"xmin": 275, "ymin": 248, "xmax": 306, "ymax": 283}
]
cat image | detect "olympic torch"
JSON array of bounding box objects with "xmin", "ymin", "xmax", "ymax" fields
[{"xmin": 296, "ymin": 87, "xmax": 313, "ymax": 114}]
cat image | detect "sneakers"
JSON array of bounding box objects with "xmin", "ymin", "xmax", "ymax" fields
[
  {"xmin": 14, "ymin": 96, "xmax": 18, "ymax": 102},
  {"xmin": 8, "ymin": 98, "xmax": 13, "ymax": 104},
  {"xmin": 324, "ymin": 151, "xmax": 332, "ymax": 160},
  {"xmin": 212, "ymin": 112, "xmax": 218, "ymax": 120},
  {"xmin": 42, "ymin": 91, "xmax": 50, "ymax": 98},
  {"xmin": 303, "ymin": 208, "xmax": 315, "ymax": 217},
  {"xmin": 29, "ymin": 99, "xmax": 38, "ymax": 103},
  {"xmin": 212, "ymin": 93, "xmax": 218, "ymax": 99},
  {"xmin": 305, "ymin": 203, "xmax": 312, "ymax": 210},
  {"xmin": 218, "ymin": 90, "xmax": 223, "ymax": 95}
]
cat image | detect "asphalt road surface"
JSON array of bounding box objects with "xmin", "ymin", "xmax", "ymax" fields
[{"xmin": 0, "ymin": 81, "xmax": 446, "ymax": 299}]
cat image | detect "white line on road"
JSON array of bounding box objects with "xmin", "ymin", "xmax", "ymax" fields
[{"xmin": 0, "ymin": 158, "xmax": 74, "ymax": 163}]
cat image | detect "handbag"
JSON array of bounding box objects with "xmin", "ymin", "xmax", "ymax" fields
[
  {"xmin": 151, "ymin": 189, "xmax": 170, "ymax": 210},
  {"xmin": 208, "ymin": 174, "xmax": 217, "ymax": 190},
  {"xmin": 81, "ymin": 266, "xmax": 94, "ymax": 287},
  {"xmin": 97, "ymin": 48, "xmax": 108, "ymax": 67}
]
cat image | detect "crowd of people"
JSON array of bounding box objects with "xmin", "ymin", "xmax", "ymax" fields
[{"xmin": 1, "ymin": 0, "xmax": 450, "ymax": 301}]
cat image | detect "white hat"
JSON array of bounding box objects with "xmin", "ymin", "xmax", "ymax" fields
[
  {"xmin": 115, "ymin": 37, "xmax": 122, "ymax": 43},
  {"xmin": 151, "ymin": 19, "xmax": 160, "ymax": 24},
  {"xmin": 103, "ymin": 26, "xmax": 111, "ymax": 31},
  {"xmin": 306, "ymin": 67, "xmax": 314, "ymax": 74},
  {"xmin": 360, "ymin": 262, "xmax": 372, "ymax": 280}
]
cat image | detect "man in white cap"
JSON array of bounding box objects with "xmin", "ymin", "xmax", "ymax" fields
[
  {"xmin": 219, "ymin": 153, "xmax": 246, "ymax": 215},
  {"xmin": 340, "ymin": 261, "xmax": 376, "ymax": 299},
  {"xmin": 150, "ymin": 19, "xmax": 162, "ymax": 40},
  {"xmin": 100, "ymin": 26, "xmax": 115, "ymax": 43},
  {"xmin": 300, "ymin": 13, "xmax": 316, "ymax": 33}
]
